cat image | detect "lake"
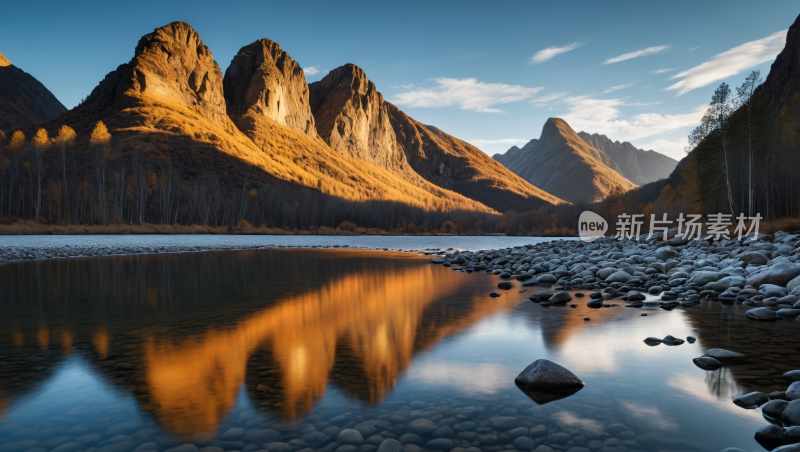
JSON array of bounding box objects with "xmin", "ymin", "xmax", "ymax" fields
[{"xmin": 0, "ymin": 247, "xmax": 797, "ymax": 452}]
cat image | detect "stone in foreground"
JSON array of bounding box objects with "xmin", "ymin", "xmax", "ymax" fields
[
  {"xmin": 693, "ymin": 356, "xmax": 722, "ymax": 370},
  {"xmin": 703, "ymin": 348, "xmax": 747, "ymax": 363},
  {"xmin": 733, "ymin": 392, "xmax": 770, "ymax": 408},
  {"xmin": 515, "ymin": 359, "xmax": 584, "ymax": 404}
]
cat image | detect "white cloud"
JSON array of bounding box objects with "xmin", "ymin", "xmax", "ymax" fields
[
  {"xmin": 627, "ymin": 101, "xmax": 663, "ymax": 107},
  {"xmin": 650, "ymin": 68, "xmax": 675, "ymax": 74},
  {"xmin": 665, "ymin": 29, "xmax": 787, "ymax": 96},
  {"xmin": 602, "ymin": 82, "xmax": 635, "ymax": 94},
  {"xmin": 689, "ymin": 47, "xmax": 700, "ymax": 51},
  {"xmin": 561, "ymin": 95, "xmax": 705, "ymax": 159},
  {"xmin": 530, "ymin": 42, "xmax": 584, "ymax": 64},
  {"xmin": 531, "ymin": 91, "xmax": 569, "ymax": 107},
  {"xmin": 604, "ymin": 45, "xmax": 669, "ymax": 64},
  {"xmin": 635, "ymin": 136, "xmax": 691, "ymax": 159},
  {"xmin": 468, "ymin": 138, "xmax": 529, "ymax": 147},
  {"xmin": 303, "ymin": 66, "xmax": 322, "ymax": 75},
  {"xmin": 393, "ymin": 78, "xmax": 543, "ymax": 113}
]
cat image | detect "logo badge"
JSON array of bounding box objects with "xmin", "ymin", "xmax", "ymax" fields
[{"xmin": 578, "ymin": 211, "xmax": 608, "ymax": 242}]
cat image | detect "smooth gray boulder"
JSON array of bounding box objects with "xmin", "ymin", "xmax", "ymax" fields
[
  {"xmin": 605, "ymin": 271, "xmax": 631, "ymax": 283},
  {"xmin": 704, "ymin": 276, "xmax": 746, "ymax": 291},
  {"xmin": 746, "ymin": 307, "xmax": 778, "ymax": 321},
  {"xmin": 515, "ymin": 359, "xmax": 585, "ymax": 397},
  {"xmin": 783, "ymin": 400, "xmax": 800, "ymax": 426},
  {"xmin": 764, "ymin": 399, "xmax": 790, "ymax": 421},
  {"xmin": 733, "ymin": 391, "xmax": 770, "ymax": 408},
  {"xmin": 761, "ymin": 284, "xmax": 789, "ymax": 298},
  {"xmin": 693, "ymin": 356, "xmax": 722, "ymax": 370},
  {"xmin": 549, "ymin": 292, "xmax": 572, "ymax": 304},
  {"xmin": 747, "ymin": 263, "xmax": 800, "ymax": 287},
  {"xmin": 537, "ymin": 274, "xmax": 557, "ymax": 283},
  {"xmin": 688, "ymin": 271, "xmax": 724, "ymax": 285},
  {"xmin": 738, "ymin": 251, "xmax": 769, "ymax": 266},
  {"xmin": 703, "ymin": 348, "xmax": 747, "ymax": 362},
  {"xmin": 377, "ymin": 439, "xmax": 402, "ymax": 452},
  {"xmin": 788, "ymin": 275, "xmax": 800, "ymax": 292},
  {"xmin": 788, "ymin": 381, "xmax": 800, "ymax": 400},
  {"xmin": 655, "ymin": 247, "xmax": 676, "ymax": 261},
  {"xmin": 785, "ymin": 370, "xmax": 800, "ymax": 381}
]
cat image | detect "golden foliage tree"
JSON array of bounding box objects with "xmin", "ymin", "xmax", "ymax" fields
[
  {"xmin": 55, "ymin": 125, "xmax": 77, "ymax": 222},
  {"xmin": 31, "ymin": 128, "xmax": 51, "ymax": 220},
  {"xmin": 90, "ymin": 121, "xmax": 112, "ymax": 223}
]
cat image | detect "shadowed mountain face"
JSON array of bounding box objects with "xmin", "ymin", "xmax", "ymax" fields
[
  {"xmin": 0, "ymin": 51, "xmax": 66, "ymax": 131},
  {"xmin": 24, "ymin": 22, "xmax": 494, "ymax": 215},
  {"xmin": 492, "ymin": 118, "xmax": 636, "ymax": 203},
  {"xmin": 309, "ymin": 64, "xmax": 566, "ymax": 212},
  {"xmin": 577, "ymin": 132, "xmax": 678, "ymax": 185}
]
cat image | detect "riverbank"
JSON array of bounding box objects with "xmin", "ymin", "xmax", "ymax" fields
[{"xmin": 430, "ymin": 230, "xmax": 800, "ymax": 319}]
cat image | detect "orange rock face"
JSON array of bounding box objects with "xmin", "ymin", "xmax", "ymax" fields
[
  {"xmin": 124, "ymin": 22, "xmax": 228, "ymax": 125},
  {"xmin": 223, "ymin": 39, "xmax": 317, "ymax": 137}
]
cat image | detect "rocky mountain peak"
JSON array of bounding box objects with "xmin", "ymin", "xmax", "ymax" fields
[
  {"xmin": 125, "ymin": 21, "xmax": 227, "ymax": 124},
  {"xmin": 223, "ymin": 38, "xmax": 316, "ymax": 136},
  {"xmin": 0, "ymin": 52, "xmax": 11, "ymax": 67},
  {"xmin": 308, "ymin": 63, "xmax": 405, "ymax": 171}
]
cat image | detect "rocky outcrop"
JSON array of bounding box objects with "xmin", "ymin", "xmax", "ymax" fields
[
  {"xmin": 223, "ymin": 39, "xmax": 316, "ymax": 137},
  {"xmin": 0, "ymin": 51, "xmax": 67, "ymax": 130},
  {"xmin": 308, "ymin": 64, "xmax": 406, "ymax": 172},
  {"xmin": 123, "ymin": 22, "xmax": 228, "ymax": 125},
  {"xmin": 493, "ymin": 139, "xmax": 538, "ymax": 168},
  {"xmin": 308, "ymin": 64, "xmax": 565, "ymax": 211},
  {"xmin": 492, "ymin": 118, "xmax": 636, "ymax": 203},
  {"xmin": 577, "ymin": 132, "xmax": 677, "ymax": 185}
]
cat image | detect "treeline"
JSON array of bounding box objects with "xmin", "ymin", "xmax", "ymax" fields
[
  {"xmin": 593, "ymin": 70, "xmax": 800, "ymax": 232},
  {"xmin": 0, "ymin": 122, "xmax": 585, "ymax": 235}
]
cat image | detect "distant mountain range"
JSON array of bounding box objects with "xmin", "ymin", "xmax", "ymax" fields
[
  {"xmin": 0, "ymin": 21, "xmax": 692, "ymax": 229},
  {"xmin": 493, "ymin": 120, "xmax": 678, "ymax": 202},
  {"xmin": 493, "ymin": 118, "xmax": 646, "ymax": 203},
  {"xmin": 0, "ymin": 23, "xmax": 566, "ymax": 224}
]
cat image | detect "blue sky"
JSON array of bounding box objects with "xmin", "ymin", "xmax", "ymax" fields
[{"xmin": 1, "ymin": 0, "xmax": 796, "ymax": 159}]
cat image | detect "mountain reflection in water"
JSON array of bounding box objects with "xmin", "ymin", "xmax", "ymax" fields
[
  {"xmin": 0, "ymin": 249, "xmax": 517, "ymax": 439},
  {"xmin": 0, "ymin": 248, "xmax": 794, "ymax": 452}
]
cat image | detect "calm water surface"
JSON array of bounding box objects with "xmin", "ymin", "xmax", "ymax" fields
[{"xmin": 0, "ymin": 249, "xmax": 798, "ymax": 452}]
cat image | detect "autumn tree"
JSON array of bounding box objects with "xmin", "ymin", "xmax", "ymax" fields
[
  {"xmin": 55, "ymin": 126, "xmax": 77, "ymax": 222},
  {"xmin": 6, "ymin": 131, "xmax": 26, "ymax": 215},
  {"xmin": 90, "ymin": 121, "xmax": 112, "ymax": 223},
  {"xmin": 31, "ymin": 128, "xmax": 51, "ymax": 221}
]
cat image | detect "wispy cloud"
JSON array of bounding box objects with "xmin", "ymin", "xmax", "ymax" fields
[
  {"xmin": 561, "ymin": 95, "xmax": 705, "ymax": 157},
  {"xmin": 602, "ymin": 82, "xmax": 635, "ymax": 94},
  {"xmin": 650, "ymin": 68, "xmax": 675, "ymax": 74},
  {"xmin": 531, "ymin": 91, "xmax": 569, "ymax": 107},
  {"xmin": 530, "ymin": 42, "xmax": 584, "ymax": 64},
  {"xmin": 393, "ymin": 78, "xmax": 542, "ymax": 113},
  {"xmin": 468, "ymin": 138, "xmax": 529, "ymax": 147},
  {"xmin": 627, "ymin": 101, "xmax": 663, "ymax": 107},
  {"xmin": 665, "ymin": 29, "xmax": 787, "ymax": 96},
  {"xmin": 689, "ymin": 47, "xmax": 700, "ymax": 51},
  {"xmin": 303, "ymin": 66, "xmax": 322, "ymax": 75},
  {"xmin": 604, "ymin": 45, "xmax": 669, "ymax": 64}
]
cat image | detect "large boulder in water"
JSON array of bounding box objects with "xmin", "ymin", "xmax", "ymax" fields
[{"xmin": 515, "ymin": 359, "xmax": 584, "ymax": 404}]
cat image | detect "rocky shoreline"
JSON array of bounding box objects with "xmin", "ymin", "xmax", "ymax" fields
[{"xmin": 427, "ymin": 231, "xmax": 800, "ymax": 321}]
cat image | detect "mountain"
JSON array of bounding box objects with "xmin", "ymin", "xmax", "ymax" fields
[
  {"xmin": 308, "ymin": 64, "xmax": 565, "ymax": 212},
  {"xmin": 492, "ymin": 118, "xmax": 636, "ymax": 203},
  {"xmin": 28, "ymin": 22, "xmax": 493, "ymax": 217},
  {"xmin": 223, "ymin": 38, "xmax": 317, "ymax": 137},
  {"xmin": 577, "ymin": 132, "xmax": 678, "ymax": 185},
  {"xmin": 0, "ymin": 51, "xmax": 67, "ymax": 131}
]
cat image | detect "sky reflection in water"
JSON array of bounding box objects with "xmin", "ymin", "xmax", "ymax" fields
[{"xmin": 0, "ymin": 248, "xmax": 794, "ymax": 451}]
